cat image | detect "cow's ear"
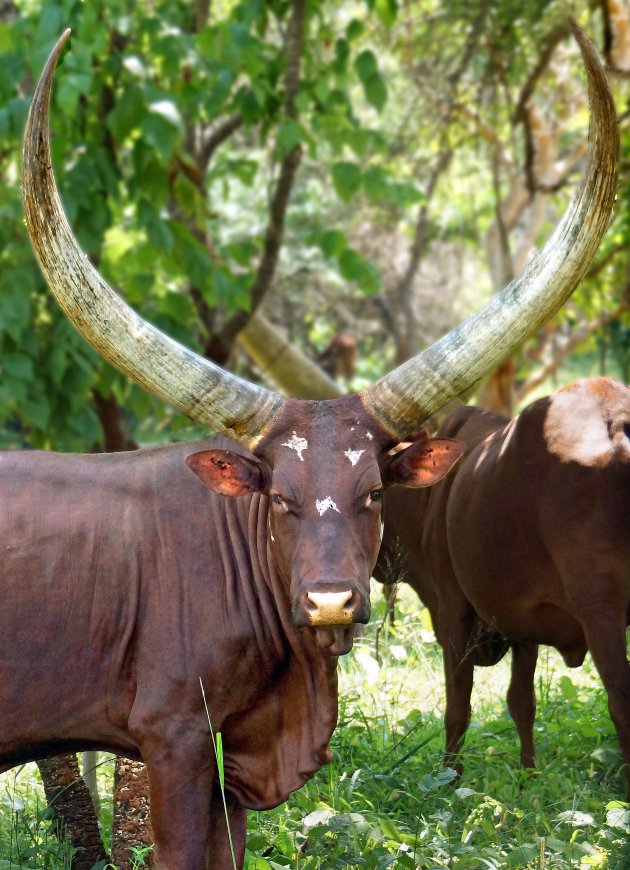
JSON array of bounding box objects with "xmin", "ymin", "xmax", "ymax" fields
[
  {"xmin": 383, "ymin": 438, "xmax": 465, "ymax": 488},
  {"xmin": 186, "ymin": 450, "xmax": 266, "ymax": 497}
]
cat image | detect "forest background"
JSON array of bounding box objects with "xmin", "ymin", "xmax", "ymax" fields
[
  {"xmin": 1, "ymin": 0, "xmax": 629, "ymax": 452},
  {"xmin": 1, "ymin": 0, "xmax": 630, "ymax": 868}
]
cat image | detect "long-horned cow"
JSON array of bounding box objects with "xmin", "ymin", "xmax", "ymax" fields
[
  {"xmin": 1, "ymin": 24, "xmax": 618, "ymax": 869},
  {"xmin": 376, "ymin": 378, "xmax": 630, "ymax": 793}
]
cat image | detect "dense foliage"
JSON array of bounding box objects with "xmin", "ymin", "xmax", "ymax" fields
[{"xmin": 1, "ymin": 0, "xmax": 629, "ymax": 450}]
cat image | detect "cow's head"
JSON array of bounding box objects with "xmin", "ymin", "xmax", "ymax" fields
[
  {"xmin": 22, "ymin": 28, "xmax": 618, "ymax": 654},
  {"xmin": 185, "ymin": 398, "xmax": 464, "ymax": 653}
]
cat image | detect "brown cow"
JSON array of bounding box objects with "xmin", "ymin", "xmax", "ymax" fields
[
  {"xmin": 377, "ymin": 377, "xmax": 630, "ymax": 792},
  {"xmin": 2, "ymin": 25, "xmax": 618, "ymax": 869}
]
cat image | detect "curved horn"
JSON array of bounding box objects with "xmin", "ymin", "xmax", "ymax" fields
[
  {"xmin": 22, "ymin": 29, "xmax": 284, "ymax": 449},
  {"xmin": 362, "ymin": 21, "xmax": 619, "ymax": 439}
]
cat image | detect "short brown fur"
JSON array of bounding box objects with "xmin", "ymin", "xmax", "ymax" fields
[{"xmin": 376, "ymin": 377, "xmax": 630, "ymax": 793}]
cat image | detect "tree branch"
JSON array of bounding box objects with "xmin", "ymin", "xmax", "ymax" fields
[
  {"xmin": 512, "ymin": 22, "xmax": 571, "ymax": 125},
  {"xmin": 208, "ymin": 0, "xmax": 306, "ymax": 359},
  {"xmin": 199, "ymin": 113, "xmax": 243, "ymax": 170}
]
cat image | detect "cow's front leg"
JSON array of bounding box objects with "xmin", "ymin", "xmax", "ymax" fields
[
  {"xmin": 440, "ymin": 603, "xmax": 476, "ymax": 773},
  {"xmin": 207, "ymin": 787, "xmax": 247, "ymax": 869},
  {"xmin": 140, "ymin": 735, "xmax": 216, "ymax": 870},
  {"xmin": 506, "ymin": 641, "xmax": 538, "ymax": 768}
]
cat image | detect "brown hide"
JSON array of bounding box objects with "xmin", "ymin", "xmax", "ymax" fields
[
  {"xmin": 377, "ymin": 377, "xmax": 630, "ymax": 792},
  {"xmin": 0, "ymin": 409, "xmax": 460, "ymax": 870},
  {"xmin": 0, "ymin": 441, "xmax": 337, "ymax": 867}
]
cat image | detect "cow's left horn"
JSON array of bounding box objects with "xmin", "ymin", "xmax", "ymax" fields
[
  {"xmin": 22, "ymin": 29, "xmax": 284, "ymax": 449},
  {"xmin": 361, "ymin": 21, "xmax": 619, "ymax": 440}
]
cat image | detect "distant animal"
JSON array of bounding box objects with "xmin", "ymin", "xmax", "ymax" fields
[
  {"xmin": 3, "ymin": 21, "xmax": 617, "ymax": 869},
  {"xmin": 376, "ymin": 377, "xmax": 630, "ymax": 793}
]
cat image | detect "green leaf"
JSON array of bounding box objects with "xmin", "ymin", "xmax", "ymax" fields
[
  {"xmin": 2, "ymin": 353, "xmax": 34, "ymax": 381},
  {"xmin": 331, "ymin": 161, "xmax": 362, "ymax": 201},
  {"xmin": 354, "ymin": 50, "xmax": 378, "ymax": 82},
  {"xmin": 137, "ymin": 199, "xmax": 174, "ymax": 253},
  {"xmin": 142, "ymin": 100, "xmax": 184, "ymax": 160},
  {"xmin": 277, "ymin": 119, "xmax": 302, "ymax": 152},
  {"xmin": 378, "ymin": 817, "xmax": 403, "ymax": 841},
  {"xmin": 320, "ymin": 229, "xmax": 347, "ymax": 258},
  {"xmin": 334, "ymin": 38, "xmax": 350, "ymax": 72},
  {"xmin": 107, "ymin": 87, "xmax": 146, "ymax": 141},
  {"xmin": 346, "ymin": 19, "xmax": 365, "ymax": 41},
  {"xmin": 245, "ymin": 833, "xmax": 270, "ymax": 852},
  {"xmin": 22, "ymin": 394, "xmax": 51, "ymax": 431},
  {"xmin": 375, "ymin": 0, "xmax": 398, "ymax": 27},
  {"xmin": 0, "ymin": 23, "xmax": 13, "ymax": 53},
  {"xmin": 149, "ymin": 99, "xmax": 184, "ymax": 132},
  {"xmin": 559, "ymin": 675, "xmax": 578, "ymax": 701},
  {"xmin": 363, "ymin": 72, "xmax": 388, "ymax": 111},
  {"xmin": 273, "ymin": 831, "xmax": 294, "ymax": 858},
  {"xmin": 362, "ymin": 165, "xmax": 389, "ymax": 200},
  {"xmin": 354, "ymin": 51, "xmax": 387, "ymax": 111},
  {"xmin": 339, "ymin": 248, "xmax": 381, "ymax": 294},
  {"xmin": 508, "ymin": 845, "xmax": 538, "ymax": 867},
  {"xmin": 606, "ymin": 802, "xmax": 630, "ymax": 832}
]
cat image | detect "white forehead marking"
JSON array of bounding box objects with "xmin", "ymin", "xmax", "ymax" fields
[
  {"xmin": 345, "ymin": 448, "xmax": 365, "ymax": 466},
  {"xmin": 365, "ymin": 431, "xmax": 374, "ymax": 440},
  {"xmin": 281, "ymin": 431, "xmax": 308, "ymax": 461},
  {"xmin": 315, "ymin": 497, "xmax": 341, "ymax": 516}
]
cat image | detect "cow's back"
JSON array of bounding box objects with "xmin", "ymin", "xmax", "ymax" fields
[{"xmin": 447, "ymin": 378, "xmax": 630, "ymax": 659}]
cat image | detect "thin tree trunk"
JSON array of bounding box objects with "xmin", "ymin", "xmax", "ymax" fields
[
  {"xmin": 37, "ymin": 755, "xmax": 108, "ymax": 870},
  {"xmin": 82, "ymin": 752, "xmax": 101, "ymax": 816},
  {"xmin": 111, "ymin": 759, "xmax": 154, "ymax": 869}
]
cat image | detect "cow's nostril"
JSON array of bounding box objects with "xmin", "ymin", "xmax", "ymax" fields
[{"xmin": 306, "ymin": 590, "xmax": 353, "ymax": 625}]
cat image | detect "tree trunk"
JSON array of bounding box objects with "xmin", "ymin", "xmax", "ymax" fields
[
  {"xmin": 82, "ymin": 752, "xmax": 101, "ymax": 816},
  {"xmin": 37, "ymin": 755, "xmax": 108, "ymax": 870},
  {"xmin": 111, "ymin": 759, "xmax": 154, "ymax": 868}
]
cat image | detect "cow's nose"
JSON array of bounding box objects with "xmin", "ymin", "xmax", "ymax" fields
[{"xmin": 306, "ymin": 590, "xmax": 353, "ymax": 626}]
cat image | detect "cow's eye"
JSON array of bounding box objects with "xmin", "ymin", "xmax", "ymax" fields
[{"xmin": 367, "ymin": 488, "xmax": 384, "ymax": 506}]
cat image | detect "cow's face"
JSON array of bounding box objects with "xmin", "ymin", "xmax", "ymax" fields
[{"xmin": 186, "ymin": 396, "xmax": 463, "ymax": 654}]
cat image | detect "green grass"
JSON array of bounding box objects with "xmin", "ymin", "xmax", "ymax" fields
[{"xmin": 1, "ymin": 585, "xmax": 628, "ymax": 869}]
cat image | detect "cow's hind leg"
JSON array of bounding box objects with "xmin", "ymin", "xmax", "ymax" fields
[
  {"xmin": 570, "ymin": 582, "xmax": 630, "ymax": 796},
  {"xmin": 506, "ymin": 641, "xmax": 538, "ymax": 768}
]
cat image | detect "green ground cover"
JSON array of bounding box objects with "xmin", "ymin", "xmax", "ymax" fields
[{"xmin": 1, "ymin": 586, "xmax": 628, "ymax": 869}]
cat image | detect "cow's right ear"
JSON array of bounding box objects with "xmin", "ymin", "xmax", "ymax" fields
[
  {"xmin": 185, "ymin": 450, "xmax": 266, "ymax": 497},
  {"xmin": 383, "ymin": 437, "xmax": 465, "ymax": 489}
]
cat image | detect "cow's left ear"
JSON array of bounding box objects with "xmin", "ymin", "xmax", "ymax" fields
[
  {"xmin": 383, "ymin": 438, "xmax": 465, "ymax": 488},
  {"xmin": 185, "ymin": 450, "xmax": 266, "ymax": 497}
]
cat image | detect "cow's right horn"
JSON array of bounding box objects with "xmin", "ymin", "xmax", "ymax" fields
[
  {"xmin": 22, "ymin": 29, "xmax": 285, "ymax": 449},
  {"xmin": 361, "ymin": 21, "xmax": 619, "ymax": 441}
]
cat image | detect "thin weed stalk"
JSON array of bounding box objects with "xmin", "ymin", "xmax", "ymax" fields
[{"xmin": 199, "ymin": 677, "xmax": 237, "ymax": 870}]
